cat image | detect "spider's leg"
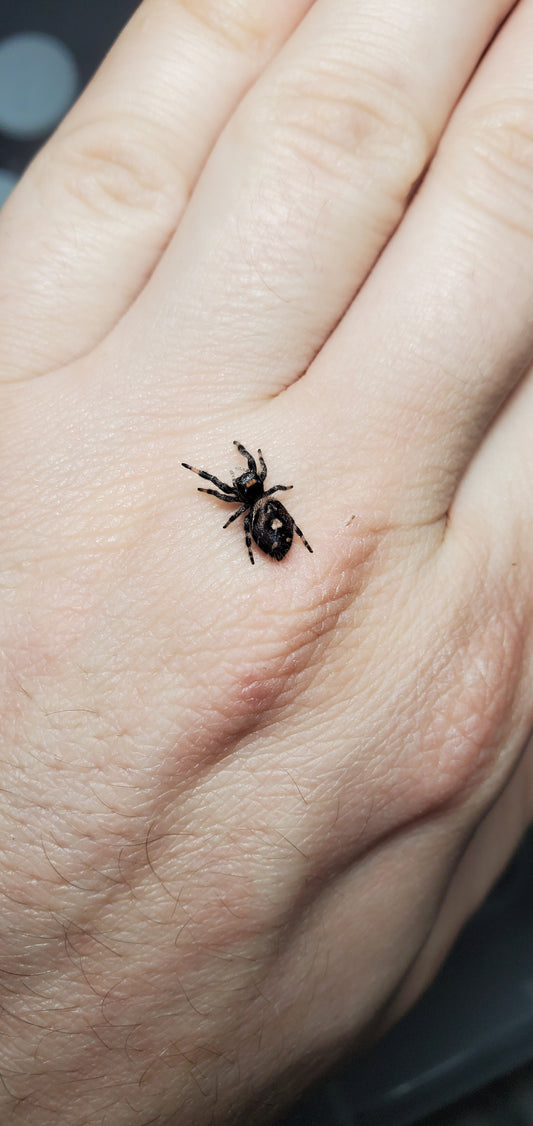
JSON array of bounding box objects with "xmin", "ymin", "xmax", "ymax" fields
[
  {"xmin": 243, "ymin": 511, "xmax": 255, "ymax": 565},
  {"xmin": 182, "ymin": 463, "xmax": 235, "ymax": 494},
  {"xmin": 223, "ymin": 505, "xmax": 247, "ymax": 529},
  {"xmin": 198, "ymin": 487, "xmax": 239, "ymax": 502},
  {"xmin": 263, "ymin": 484, "xmax": 293, "ymax": 496},
  {"xmin": 293, "ymin": 522, "xmax": 313, "ymax": 553},
  {"xmin": 257, "ymin": 449, "xmax": 267, "ymax": 482},
  {"xmin": 233, "ymin": 441, "xmax": 257, "ymax": 474}
]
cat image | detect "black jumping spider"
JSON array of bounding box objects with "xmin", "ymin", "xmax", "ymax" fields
[{"xmin": 182, "ymin": 441, "xmax": 313, "ymax": 565}]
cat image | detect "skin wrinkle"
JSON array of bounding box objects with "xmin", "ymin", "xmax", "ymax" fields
[
  {"xmin": 275, "ymin": 64, "xmax": 429, "ymax": 195},
  {"xmin": 444, "ymin": 95, "xmax": 533, "ymax": 241},
  {"xmin": 53, "ymin": 115, "xmax": 188, "ymax": 224},
  {"xmin": 173, "ymin": 0, "xmax": 283, "ymax": 54}
]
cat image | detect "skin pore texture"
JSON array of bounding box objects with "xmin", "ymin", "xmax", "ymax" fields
[{"xmin": 1, "ymin": 0, "xmax": 533, "ymax": 1122}]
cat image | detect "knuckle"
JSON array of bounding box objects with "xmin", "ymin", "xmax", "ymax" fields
[
  {"xmin": 265, "ymin": 61, "xmax": 429, "ymax": 199},
  {"xmin": 172, "ymin": 0, "xmax": 276, "ymax": 52},
  {"xmin": 445, "ymin": 96, "xmax": 533, "ymax": 238},
  {"xmin": 45, "ymin": 115, "xmax": 186, "ymax": 226}
]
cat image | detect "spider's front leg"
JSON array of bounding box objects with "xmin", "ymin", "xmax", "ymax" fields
[
  {"xmin": 233, "ymin": 441, "xmax": 258, "ymax": 476},
  {"xmin": 257, "ymin": 449, "xmax": 267, "ymax": 482},
  {"xmin": 198, "ymin": 488, "xmax": 241, "ymax": 502},
  {"xmin": 181, "ymin": 462, "xmax": 235, "ymax": 495}
]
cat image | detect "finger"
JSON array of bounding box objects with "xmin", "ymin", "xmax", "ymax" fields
[
  {"xmin": 310, "ymin": 0, "xmax": 533, "ymax": 524},
  {"xmin": 0, "ymin": 0, "xmax": 314, "ymax": 382},
  {"xmin": 119, "ymin": 0, "xmax": 513, "ymax": 406}
]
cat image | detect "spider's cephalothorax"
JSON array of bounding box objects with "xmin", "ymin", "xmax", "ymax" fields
[{"xmin": 182, "ymin": 441, "xmax": 313, "ymax": 565}]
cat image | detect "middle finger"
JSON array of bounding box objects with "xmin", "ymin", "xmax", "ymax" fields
[{"xmin": 120, "ymin": 0, "xmax": 513, "ymax": 404}]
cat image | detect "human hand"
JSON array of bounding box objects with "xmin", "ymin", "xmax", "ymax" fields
[{"xmin": 0, "ymin": 0, "xmax": 532, "ymax": 1122}]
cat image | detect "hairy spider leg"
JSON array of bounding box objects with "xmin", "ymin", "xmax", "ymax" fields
[
  {"xmin": 293, "ymin": 523, "xmax": 313, "ymax": 553},
  {"xmin": 257, "ymin": 449, "xmax": 267, "ymax": 482},
  {"xmin": 223, "ymin": 505, "xmax": 247, "ymax": 529},
  {"xmin": 233, "ymin": 441, "xmax": 258, "ymax": 474},
  {"xmin": 181, "ymin": 463, "xmax": 235, "ymax": 494},
  {"xmin": 197, "ymin": 487, "xmax": 239, "ymax": 502},
  {"xmin": 243, "ymin": 511, "xmax": 255, "ymax": 565},
  {"xmin": 263, "ymin": 484, "xmax": 293, "ymax": 496}
]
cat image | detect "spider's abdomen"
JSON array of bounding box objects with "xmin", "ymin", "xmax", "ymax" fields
[{"xmin": 251, "ymin": 498, "xmax": 293, "ymax": 561}]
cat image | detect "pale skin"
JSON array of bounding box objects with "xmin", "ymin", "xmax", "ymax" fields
[{"xmin": 1, "ymin": 0, "xmax": 533, "ymax": 1121}]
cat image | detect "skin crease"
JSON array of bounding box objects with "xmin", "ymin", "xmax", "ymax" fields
[{"xmin": 2, "ymin": 0, "xmax": 533, "ymax": 1122}]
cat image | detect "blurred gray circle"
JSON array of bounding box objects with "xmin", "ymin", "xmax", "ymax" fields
[
  {"xmin": 0, "ymin": 168, "xmax": 18, "ymax": 205},
  {"xmin": 0, "ymin": 32, "xmax": 79, "ymax": 140}
]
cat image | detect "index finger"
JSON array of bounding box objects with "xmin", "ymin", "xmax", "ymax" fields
[{"xmin": 0, "ymin": 0, "xmax": 315, "ymax": 383}]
